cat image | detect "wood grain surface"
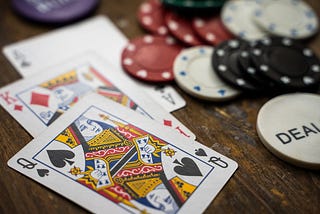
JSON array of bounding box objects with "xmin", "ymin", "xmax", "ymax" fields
[{"xmin": 0, "ymin": 0, "xmax": 319, "ymax": 213}]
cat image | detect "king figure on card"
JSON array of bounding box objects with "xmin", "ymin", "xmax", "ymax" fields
[
  {"xmin": 0, "ymin": 53, "xmax": 195, "ymax": 139},
  {"xmin": 17, "ymin": 65, "xmax": 139, "ymax": 126},
  {"xmin": 18, "ymin": 69, "xmax": 92, "ymax": 125}
]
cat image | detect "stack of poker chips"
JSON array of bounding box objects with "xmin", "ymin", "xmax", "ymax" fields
[{"xmin": 120, "ymin": 0, "xmax": 320, "ymax": 102}]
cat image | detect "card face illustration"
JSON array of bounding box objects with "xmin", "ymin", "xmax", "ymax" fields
[
  {"xmin": 8, "ymin": 94, "xmax": 237, "ymax": 214},
  {"xmin": 2, "ymin": 15, "xmax": 186, "ymax": 112},
  {"xmin": 16, "ymin": 63, "xmax": 141, "ymax": 126},
  {"xmin": 0, "ymin": 52, "xmax": 194, "ymax": 139}
]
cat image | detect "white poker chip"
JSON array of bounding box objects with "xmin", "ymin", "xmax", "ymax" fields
[
  {"xmin": 253, "ymin": 0, "xmax": 319, "ymax": 39},
  {"xmin": 257, "ymin": 93, "xmax": 320, "ymax": 169},
  {"xmin": 173, "ymin": 46, "xmax": 241, "ymax": 101},
  {"xmin": 221, "ymin": 0, "xmax": 268, "ymax": 40}
]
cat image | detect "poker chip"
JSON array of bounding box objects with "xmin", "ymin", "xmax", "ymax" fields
[
  {"xmin": 250, "ymin": 37, "xmax": 320, "ymax": 90},
  {"xmin": 164, "ymin": 10, "xmax": 204, "ymax": 46},
  {"xmin": 221, "ymin": 0, "xmax": 268, "ymax": 40},
  {"xmin": 162, "ymin": 0, "xmax": 225, "ymax": 9},
  {"xmin": 161, "ymin": 0, "xmax": 225, "ymax": 13},
  {"xmin": 121, "ymin": 35, "xmax": 183, "ymax": 82},
  {"xmin": 11, "ymin": 0, "xmax": 99, "ymax": 24},
  {"xmin": 237, "ymin": 42, "xmax": 276, "ymax": 90},
  {"xmin": 211, "ymin": 39, "xmax": 263, "ymax": 92},
  {"xmin": 173, "ymin": 46, "xmax": 241, "ymax": 101},
  {"xmin": 192, "ymin": 15, "xmax": 234, "ymax": 46},
  {"xmin": 253, "ymin": 0, "xmax": 319, "ymax": 39},
  {"xmin": 137, "ymin": 0, "xmax": 169, "ymax": 36},
  {"xmin": 257, "ymin": 93, "xmax": 320, "ymax": 169}
]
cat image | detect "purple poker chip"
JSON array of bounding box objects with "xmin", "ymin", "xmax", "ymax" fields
[{"xmin": 12, "ymin": 0, "xmax": 100, "ymax": 24}]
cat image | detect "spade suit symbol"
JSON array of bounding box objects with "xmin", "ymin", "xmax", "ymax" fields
[
  {"xmin": 47, "ymin": 150, "xmax": 75, "ymax": 168},
  {"xmin": 37, "ymin": 169, "xmax": 49, "ymax": 177},
  {"xmin": 195, "ymin": 148, "xmax": 207, "ymax": 157},
  {"xmin": 173, "ymin": 157, "xmax": 202, "ymax": 177}
]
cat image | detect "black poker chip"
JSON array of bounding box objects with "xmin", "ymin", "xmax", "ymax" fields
[
  {"xmin": 238, "ymin": 43, "xmax": 277, "ymax": 91},
  {"xmin": 250, "ymin": 37, "xmax": 320, "ymax": 90},
  {"xmin": 211, "ymin": 39, "xmax": 264, "ymax": 92}
]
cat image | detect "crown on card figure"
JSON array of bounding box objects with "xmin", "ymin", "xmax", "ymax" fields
[{"xmin": 40, "ymin": 70, "xmax": 78, "ymax": 89}]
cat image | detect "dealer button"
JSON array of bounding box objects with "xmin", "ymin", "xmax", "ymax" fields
[{"xmin": 257, "ymin": 93, "xmax": 320, "ymax": 169}]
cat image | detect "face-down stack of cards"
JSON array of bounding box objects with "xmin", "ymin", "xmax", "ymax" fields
[{"xmin": 1, "ymin": 16, "xmax": 237, "ymax": 213}]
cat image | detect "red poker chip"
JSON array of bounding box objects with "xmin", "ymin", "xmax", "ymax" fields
[
  {"xmin": 165, "ymin": 11, "xmax": 204, "ymax": 46},
  {"xmin": 192, "ymin": 16, "xmax": 234, "ymax": 46},
  {"xmin": 137, "ymin": 0, "xmax": 169, "ymax": 36},
  {"xmin": 121, "ymin": 35, "xmax": 183, "ymax": 82}
]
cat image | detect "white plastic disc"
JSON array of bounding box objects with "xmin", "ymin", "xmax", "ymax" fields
[
  {"xmin": 253, "ymin": 0, "xmax": 319, "ymax": 39},
  {"xmin": 173, "ymin": 46, "xmax": 241, "ymax": 101},
  {"xmin": 257, "ymin": 93, "xmax": 320, "ymax": 169},
  {"xmin": 221, "ymin": 0, "xmax": 268, "ymax": 40}
]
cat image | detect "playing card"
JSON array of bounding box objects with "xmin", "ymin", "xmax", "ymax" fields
[
  {"xmin": 2, "ymin": 15, "xmax": 185, "ymax": 112},
  {"xmin": 142, "ymin": 85, "xmax": 186, "ymax": 113},
  {"xmin": 0, "ymin": 52, "xmax": 194, "ymax": 139},
  {"xmin": 8, "ymin": 93, "xmax": 238, "ymax": 214}
]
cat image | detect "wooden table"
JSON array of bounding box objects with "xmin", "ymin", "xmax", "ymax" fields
[{"xmin": 0, "ymin": 0, "xmax": 319, "ymax": 213}]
